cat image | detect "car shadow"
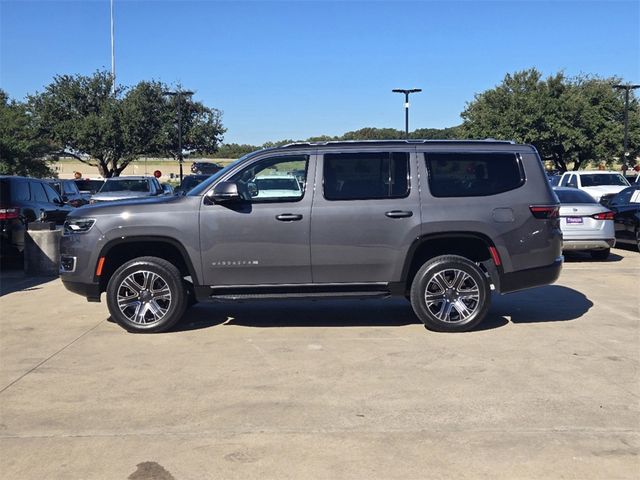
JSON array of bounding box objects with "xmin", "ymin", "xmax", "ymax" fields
[
  {"xmin": 563, "ymin": 251, "xmax": 623, "ymax": 263},
  {"xmin": 0, "ymin": 267, "xmax": 57, "ymax": 297},
  {"xmin": 489, "ymin": 285, "xmax": 593, "ymax": 324},
  {"xmin": 171, "ymin": 284, "xmax": 592, "ymax": 333},
  {"xmin": 173, "ymin": 298, "xmax": 421, "ymax": 332}
]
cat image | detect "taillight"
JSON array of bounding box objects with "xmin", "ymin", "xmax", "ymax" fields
[
  {"xmin": 529, "ymin": 205, "xmax": 560, "ymax": 219},
  {"xmin": 0, "ymin": 207, "xmax": 20, "ymax": 220},
  {"xmin": 591, "ymin": 211, "xmax": 615, "ymax": 220}
]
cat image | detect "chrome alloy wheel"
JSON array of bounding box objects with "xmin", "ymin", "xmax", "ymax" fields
[
  {"xmin": 424, "ymin": 268, "xmax": 480, "ymax": 323},
  {"xmin": 117, "ymin": 270, "xmax": 172, "ymax": 325}
]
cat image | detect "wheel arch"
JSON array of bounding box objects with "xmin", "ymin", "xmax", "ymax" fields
[
  {"xmin": 95, "ymin": 236, "xmax": 199, "ymax": 292},
  {"xmin": 401, "ymin": 232, "xmax": 501, "ymax": 292}
]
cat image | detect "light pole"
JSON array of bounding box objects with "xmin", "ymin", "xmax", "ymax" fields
[
  {"xmin": 613, "ymin": 83, "xmax": 640, "ymax": 168},
  {"xmin": 392, "ymin": 88, "xmax": 422, "ymax": 138},
  {"xmin": 110, "ymin": 0, "xmax": 115, "ymax": 95},
  {"xmin": 163, "ymin": 90, "xmax": 194, "ymax": 183}
]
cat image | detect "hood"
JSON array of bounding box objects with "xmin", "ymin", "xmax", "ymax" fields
[
  {"xmin": 581, "ymin": 185, "xmax": 628, "ymax": 200},
  {"xmin": 91, "ymin": 191, "xmax": 155, "ymax": 202},
  {"xmin": 70, "ymin": 193, "xmax": 183, "ymax": 217}
]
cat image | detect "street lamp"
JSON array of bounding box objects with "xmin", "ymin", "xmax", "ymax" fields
[
  {"xmin": 162, "ymin": 90, "xmax": 194, "ymax": 183},
  {"xmin": 613, "ymin": 83, "xmax": 640, "ymax": 169},
  {"xmin": 392, "ymin": 88, "xmax": 422, "ymax": 138}
]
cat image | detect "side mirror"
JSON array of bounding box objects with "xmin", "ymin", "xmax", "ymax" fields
[{"xmin": 210, "ymin": 181, "xmax": 241, "ymax": 203}]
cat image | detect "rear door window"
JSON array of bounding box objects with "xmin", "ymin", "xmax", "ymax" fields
[
  {"xmin": 424, "ymin": 152, "xmax": 523, "ymax": 197},
  {"xmin": 323, "ymin": 152, "xmax": 410, "ymax": 201}
]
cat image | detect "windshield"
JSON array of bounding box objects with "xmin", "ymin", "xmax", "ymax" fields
[
  {"xmin": 255, "ymin": 178, "xmax": 300, "ymax": 191},
  {"xmin": 580, "ymin": 174, "xmax": 629, "ymax": 187},
  {"xmin": 188, "ymin": 153, "xmax": 256, "ymax": 196},
  {"xmin": 99, "ymin": 179, "xmax": 150, "ymax": 193}
]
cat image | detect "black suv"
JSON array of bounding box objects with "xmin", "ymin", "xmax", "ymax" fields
[
  {"xmin": 191, "ymin": 161, "xmax": 224, "ymax": 175},
  {"xmin": 1, "ymin": 176, "xmax": 73, "ymax": 258},
  {"xmin": 60, "ymin": 140, "xmax": 563, "ymax": 333}
]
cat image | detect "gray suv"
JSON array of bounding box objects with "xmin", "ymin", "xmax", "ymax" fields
[{"xmin": 60, "ymin": 140, "xmax": 563, "ymax": 333}]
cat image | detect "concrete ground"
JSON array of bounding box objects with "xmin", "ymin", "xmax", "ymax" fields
[{"xmin": 0, "ymin": 248, "xmax": 638, "ymax": 480}]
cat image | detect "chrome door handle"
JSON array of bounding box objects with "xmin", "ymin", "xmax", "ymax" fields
[
  {"xmin": 276, "ymin": 213, "xmax": 303, "ymax": 222},
  {"xmin": 385, "ymin": 210, "xmax": 413, "ymax": 218}
]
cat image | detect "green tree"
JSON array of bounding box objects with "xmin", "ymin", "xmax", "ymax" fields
[
  {"xmin": 0, "ymin": 90, "xmax": 54, "ymax": 177},
  {"xmin": 460, "ymin": 68, "xmax": 639, "ymax": 171},
  {"xmin": 29, "ymin": 71, "xmax": 225, "ymax": 177}
]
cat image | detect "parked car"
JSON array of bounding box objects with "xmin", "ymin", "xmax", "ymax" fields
[
  {"xmin": 191, "ymin": 161, "xmax": 224, "ymax": 175},
  {"xmin": 174, "ymin": 174, "xmax": 212, "ymax": 195},
  {"xmin": 606, "ymin": 185, "xmax": 640, "ymax": 251},
  {"xmin": 1, "ymin": 176, "xmax": 73, "ymax": 258},
  {"xmin": 558, "ymin": 170, "xmax": 630, "ymax": 201},
  {"xmin": 553, "ymin": 187, "xmax": 615, "ymax": 259},
  {"xmin": 44, "ymin": 179, "xmax": 88, "ymax": 207},
  {"xmin": 74, "ymin": 178, "xmax": 105, "ymax": 201},
  {"xmin": 90, "ymin": 176, "xmax": 165, "ymax": 203},
  {"xmin": 252, "ymin": 174, "xmax": 302, "ymax": 199},
  {"xmin": 61, "ymin": 140, "xmax": 563, "ymax": 334}
]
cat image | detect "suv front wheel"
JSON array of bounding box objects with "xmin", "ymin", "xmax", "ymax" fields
[
  {"xmin": 106, "ymin": 256, "xmax": 187, "ymax": 333},
  {"xmin": 410, "ymin": 255, "xmax": 491, "ymax": 332}
]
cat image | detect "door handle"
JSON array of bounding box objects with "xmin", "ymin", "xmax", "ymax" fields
[
  {"xmin": 385, "ymin": 210, "xmax": 413, "ymax": 218},
  {"xmin": 276, "ymin": 213, "xmax": 303, "ymax": 222}
]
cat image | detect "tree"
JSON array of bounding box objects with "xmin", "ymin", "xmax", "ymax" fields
[
  {"xmin": 0, "ymin": 90, "xmax": 54, "ymax": 177},
  {"xmin": 29, "ymin": 71, "xmax": 225, "ymax": 177},
  {"xmin": 460, "ymin": 68, "xmax": 639, "ymax": 171}
]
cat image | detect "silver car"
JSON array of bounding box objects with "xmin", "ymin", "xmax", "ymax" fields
[
  {"xmin": 90, "ymin": 176, "xmax": 164, "ymax": 203},
  {"xmin": 554, "ymin": 187, "xmax": 615, "ymax": 259}
]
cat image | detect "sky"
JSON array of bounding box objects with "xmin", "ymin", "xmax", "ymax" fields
[{"xmin": 1, "ymin": 0, "xmax": 639, "ymax": 145}]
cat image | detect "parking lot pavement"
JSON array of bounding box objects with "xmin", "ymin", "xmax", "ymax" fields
[{"xmin": 0, "ymin": 249, "xmax": 638, "ymax": 480}]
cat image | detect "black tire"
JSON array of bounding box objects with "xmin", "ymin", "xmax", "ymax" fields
[
  {"xmin": 106, "ymin": 256, "xmax": 187, "ymax": 333},
  {"xmin": 590, "ymin": 248, "xmax": 610, "ymax": 260},
  {"xmin": 410, "ymin": 255, "xmax": 491, "ymax": 332}
]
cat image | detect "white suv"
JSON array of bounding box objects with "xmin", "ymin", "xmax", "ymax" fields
[{"xmin": 558, "ymin": 170, "xmax": 630, "ymax": 201}]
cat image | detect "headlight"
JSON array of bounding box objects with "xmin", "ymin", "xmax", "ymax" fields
[{"xmin": 64, "ymin": 218, "xmax": 96, "ymax": 234}]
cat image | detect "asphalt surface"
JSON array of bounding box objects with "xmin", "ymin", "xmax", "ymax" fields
[{"xmin": 0, "ymin": 248, "xmax": 638, "ymax": 479}]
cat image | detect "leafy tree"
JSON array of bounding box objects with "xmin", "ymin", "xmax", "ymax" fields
[
  {"xmin": 460, "ymin": 68, "xmax": 639, "ymax": 171},
  {"xmin": 29, "ymin": 71, "xmax": 225, "ymax": 177},
  {"xmin": 0, "ymin": 90, "xmax": 54, "ymax": 177}
]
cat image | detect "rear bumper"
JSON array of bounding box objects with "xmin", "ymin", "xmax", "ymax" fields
[
  {"xmin": 500, "ymin": 256, "xmax": 563, "ymax": 294},
  {"xmin": 562, "ymin": 239, "xmax": 615, "ymax": 251},
  {"xmin": 61, "ymin": 279, "xmax": 101, "ymax": 302}
]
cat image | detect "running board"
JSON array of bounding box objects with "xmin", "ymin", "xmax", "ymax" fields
[{"xmin": 208, "ymin": 291, "xmax": 391, "ymax": 302}]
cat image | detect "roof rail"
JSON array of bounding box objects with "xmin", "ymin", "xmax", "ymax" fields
[{"xmin": 279, "ymin": 139, "xmax": 516, "ymax": 148}]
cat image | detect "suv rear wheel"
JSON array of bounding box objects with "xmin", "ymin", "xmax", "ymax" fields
[
  {"xmin": 410, "ymin": 255, "xmax": 491, "ymax": 332},
  {"xmin": 106, "ymin": 256, "xmax": 187, "ymax": 333}
]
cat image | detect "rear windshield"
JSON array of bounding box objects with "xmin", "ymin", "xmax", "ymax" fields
[
  {"xmin": 75, "ymin": 179, "xmax": 104, "ymax": 193},
  {"xmin": 580, "ymin": 174, "xmax": 628, "ymax": 187},
  {"xmin": 555, "ymin": 189, "xmax": 596, "ymax": 204},
  {"xmin": 0, "ymin": 178, "xmax": 30, "ymax": 203},
  {"xmin": 99, "ymin": 179, "xmax": 150, "ymax": 193}
]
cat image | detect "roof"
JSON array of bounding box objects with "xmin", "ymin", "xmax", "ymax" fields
[
  {"xmin": 563, "ymin": 171, "xmax": 624, "ymax": 175},
  {"xmin": 104, "ymin": 176, "xmax": 154, "ymax": 181}
]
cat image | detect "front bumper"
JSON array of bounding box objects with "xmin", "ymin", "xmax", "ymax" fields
[{"xmin": 61, "ymin": 279, "xmax": 101, "ymax": 302}]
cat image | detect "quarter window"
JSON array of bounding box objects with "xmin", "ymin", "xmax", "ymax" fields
[
  {"xmin": 425, "ymin": 152, "xmax": 523, "ymax": 197},
  {"xmin": 228, "ymin": 155, "xmax": 308, "ymax": 203},
  {"xmin": 323, "ymin": 152, "xmax": 410, "ymax": 201},
  {"xmin": 31, "ymin": 182, "xmax": 48, "ymax": 202}
]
